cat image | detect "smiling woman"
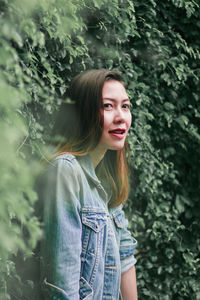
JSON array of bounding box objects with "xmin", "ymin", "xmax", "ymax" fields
[
  {"xmin": 99, "ymin": 80, "xmax": 132, "ymax": 152},
  {"xmin": 37, "ymin": 69, "xmax": 138, "ymax": 300}
]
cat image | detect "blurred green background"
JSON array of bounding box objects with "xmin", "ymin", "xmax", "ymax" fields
[{"xmin": 0, "ymin": 0, "xmax": 200, "ymax": 299}]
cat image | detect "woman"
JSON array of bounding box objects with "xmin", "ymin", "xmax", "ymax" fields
[{"xmin": 39, "ymin": 69, "xmax": 138, "ymax": 299}]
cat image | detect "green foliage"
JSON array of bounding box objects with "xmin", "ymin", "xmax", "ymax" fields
[{"xmin": 0, "ymin": 0, "xmax": 200, "ymax": 299}]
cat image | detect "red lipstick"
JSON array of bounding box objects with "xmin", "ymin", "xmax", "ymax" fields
[{"xmin": 108, "ymin": 128, "xmax": 126, "ymax": 139}]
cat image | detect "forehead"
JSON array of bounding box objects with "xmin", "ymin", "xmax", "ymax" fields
[{"xmin": 102, "ymin": 80, "xmax": 128, "ymax": 99}]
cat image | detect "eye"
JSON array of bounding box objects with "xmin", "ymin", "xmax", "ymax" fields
[
  {"xmin": 122, "ymin": 103, "xmax": 130, "ymax": 110},
  {"xmin": 103, "ymin": 103, "xmax": 113, "ymax": 110}
]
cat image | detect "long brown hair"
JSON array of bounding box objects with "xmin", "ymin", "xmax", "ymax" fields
[{"xmin": 52, "ymin": 69, "xmax": 130, "ymax": 207}]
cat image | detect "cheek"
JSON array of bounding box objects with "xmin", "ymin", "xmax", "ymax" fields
[
  {"xmin": 127, "ymin": 113, "xmax": 132, "ymax": 130},
  {"xmin": 102, "ymin": 112, "xmax": 111, "ymax": 131}
]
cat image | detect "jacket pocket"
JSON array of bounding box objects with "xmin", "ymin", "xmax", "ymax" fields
[
  {"xmin": 42, "ymin": 278, "xmax": 69, "ymax": 299},
  {"xmin": 80, "ymin": 207, "xmax": 107, "ymax": 288},
  {"xmin": 113, "ymin": 210, "xmax": 124, "ymax": 229},
  {"xmin": 79, "ymin": 277, "xmax": 93, "ymax": 300},
  {"xmin": 82, "ymin": 207, "xmax": 107, "ymax": 232},
  {"xmin": 81, "ymin": 207, "xmax": 107, "ymax": 255},
  {"xmin": 112, "ymin": 209, "xmax": 137, "ymax": 260}
]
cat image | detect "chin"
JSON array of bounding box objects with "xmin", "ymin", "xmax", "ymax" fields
[{"xmin": 109, "ymin": 143, "xmax": 125, "ymax": 151}]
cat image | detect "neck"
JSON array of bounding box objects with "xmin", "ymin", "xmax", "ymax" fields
[{"xmin": 89, "ymin": 145, "xmax": 107, "ymax": 169}]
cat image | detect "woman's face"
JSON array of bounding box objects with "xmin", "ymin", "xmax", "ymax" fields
[{"xmin": 99, "ymin": 80, "xmax": 132, "ymax": 152}]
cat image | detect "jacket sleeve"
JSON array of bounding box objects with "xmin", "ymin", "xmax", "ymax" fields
[
  {"xmin": 112, "ymin": 205, "xmax": 137, "ymax": 274},
  {"xmin": 39, "ymin": 157, "xmax": 82, "ymax": 300}
]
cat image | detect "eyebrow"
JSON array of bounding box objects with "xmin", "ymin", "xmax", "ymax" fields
[{"xmin": 102, "ymin": 97, "xmax": 130, "ymax": 102}]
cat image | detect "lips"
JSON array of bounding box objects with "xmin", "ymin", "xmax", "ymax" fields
[
  {"xmin": 108, "ymin": 128, "xmax": 126, "ymax": 139},
  {"xmin": 108, "ymin": 128, "xmax": 126, "ymax": 134}
]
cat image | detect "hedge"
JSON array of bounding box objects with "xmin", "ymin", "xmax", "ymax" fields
[{"xmin": 0, "ymin": 0, "xmax": 200, "ymax": 299}]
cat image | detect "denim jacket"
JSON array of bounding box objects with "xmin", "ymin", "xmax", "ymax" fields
[{"xmin": 40, "ymin": 153, "xmax": 137, "ymax": 300}]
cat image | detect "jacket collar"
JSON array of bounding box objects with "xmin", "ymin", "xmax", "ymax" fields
[
  {"xmin": 77, "ymin": 155, "xmax": 101, "ymax": 186},
  {"xmin": 77, "ymin": 155, "xmax": 112, "ymax": 203}
]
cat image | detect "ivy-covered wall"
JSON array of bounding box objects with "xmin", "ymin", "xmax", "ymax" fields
[{"xmin": 0, "ymin": 0, "xmax": 200, "ymax": 299}]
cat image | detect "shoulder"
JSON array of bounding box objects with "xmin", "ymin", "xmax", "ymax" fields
[
  {"xmin": 50, "ymin": 153, "xmax": 80, "ymax": 173},
  {"xmin": 41, "ymin": 153, "xmax": 83, "ymax": 189},
  {"xmin": 53, "ymin": 153, "xmax": 76, "ymax": 165},
  {"xmin": 36, "ymin": 154, "xmax": 82, "ymax": 215}
]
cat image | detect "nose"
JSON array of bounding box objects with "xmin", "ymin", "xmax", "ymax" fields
[{"xmin": 114, "ymin": 107, "xmax": 126, "ymax": 124}]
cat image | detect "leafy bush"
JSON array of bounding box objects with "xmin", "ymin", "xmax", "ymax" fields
[{"xmin": 0, "ymin": 0, "xmax": 199, "ymax": 299}]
